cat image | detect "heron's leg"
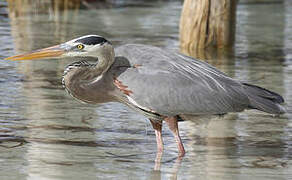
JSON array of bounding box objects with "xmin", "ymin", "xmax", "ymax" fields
[
  {"xmin": 150, "ymin": 119, "xmax": 163, "ymax": 153},
  {"xmin": 164, "ymin": 116, "xmax": 185, "ymax": 156}
]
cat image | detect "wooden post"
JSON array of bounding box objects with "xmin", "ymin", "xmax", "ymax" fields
[{"xmin": 179, "ymin": 0, "xmax": 237, "ymax": 58}]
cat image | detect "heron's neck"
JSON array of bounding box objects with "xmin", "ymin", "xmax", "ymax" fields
[
  {"xmin": 62, "ymin": 48, "xmax": 115, "ymax": 104},
  {"xmin": 93, "ymin": 46, "xmax": 115, "ymax": 76}
]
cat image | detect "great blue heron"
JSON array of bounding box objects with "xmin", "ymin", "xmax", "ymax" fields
[{"xmin": 5, "ymin": 35, "xmax": 285, "ymax": 156}]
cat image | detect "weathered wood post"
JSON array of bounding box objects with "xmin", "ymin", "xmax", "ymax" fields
[{"xmin": 179, "ymin": 0, "xmax": 237, "ymax": 59}]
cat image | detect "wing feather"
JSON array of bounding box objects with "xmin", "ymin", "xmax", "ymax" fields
[{"xmin": 112, "ymin": 44, "xmax": 250, "ymax": 116}]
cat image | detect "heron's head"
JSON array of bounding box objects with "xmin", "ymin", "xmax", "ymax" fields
[{"xmin": 5, "ymin": 35, "xmax": 114, "ymax": 61}]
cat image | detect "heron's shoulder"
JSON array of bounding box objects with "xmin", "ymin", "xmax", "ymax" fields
[{"xmin": 115, "ymin": 44, "xmax": 234, "ymax": 79}]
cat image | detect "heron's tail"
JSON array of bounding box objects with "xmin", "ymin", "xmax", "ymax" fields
[{"xmin": 243, "ymin": 83, "xmax": 285, "ymax": 114}]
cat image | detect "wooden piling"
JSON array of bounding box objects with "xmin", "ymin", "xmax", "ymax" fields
[{"xmin": 180, "ymin": 0, "xmax": 237, "ymax": 58}]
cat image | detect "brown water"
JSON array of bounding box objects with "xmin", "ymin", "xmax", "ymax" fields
[{"xmin": 0, "ymin": 0, "xmax": 292, "ymax": 179}]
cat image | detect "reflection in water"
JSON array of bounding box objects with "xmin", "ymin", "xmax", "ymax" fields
[
  {"xmin": 0, "ymin": 0, "xmax": 292, "ymax": 179},
  {"xmin": 6, "ymin": 0, "xmax": 82, "ymax": 51},
  {"xmin": 283, "ymin": 0, "xmax": 292, "ymax": 175}
]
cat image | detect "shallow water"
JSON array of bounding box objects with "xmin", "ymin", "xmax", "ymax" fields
[{"xmin": 0, "ymin": 0, "xmax": 292, "ymax": 179}]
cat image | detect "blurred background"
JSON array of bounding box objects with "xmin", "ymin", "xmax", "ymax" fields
[{"xmin": 0, "ymin": 0, "xmax": 291, "ymax": 179}]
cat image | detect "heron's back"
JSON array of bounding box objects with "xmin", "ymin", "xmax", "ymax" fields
[{"xmin": 113, "ymin": 44, "xmax": 285, "ymax": 116}]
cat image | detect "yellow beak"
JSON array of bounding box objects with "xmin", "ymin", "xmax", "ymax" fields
[{"xmin": 4, "ymin": 45, "xmax": 66, "ymax": 61}]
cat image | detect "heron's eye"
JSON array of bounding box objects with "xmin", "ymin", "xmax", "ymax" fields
[{"xmin": 77, "ymin": 44, "xmax": 84, "ymax": 50}]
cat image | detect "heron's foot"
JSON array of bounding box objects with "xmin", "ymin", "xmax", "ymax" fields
[
  {"xmin": 164, "ymin": 116, "xmax": 185, "ymax": 156},
  {"xmin": 150, "ymin": 119, "xmax": 164, "ymax": 153}
]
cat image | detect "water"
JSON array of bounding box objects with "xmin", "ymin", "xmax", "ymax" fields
[{"xmin": 0, "ymin": 0, "xmax": 292, "ymax": 179}]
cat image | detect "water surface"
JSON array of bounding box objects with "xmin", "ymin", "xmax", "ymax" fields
[{"xmin": 0, "ymin": 1, "xmax": 292, "ymax": 179}]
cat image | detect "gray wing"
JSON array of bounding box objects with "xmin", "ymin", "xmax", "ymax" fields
[{"xmin": 112, "ymin": 44, "xmax": 250, "ymax": 116}]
